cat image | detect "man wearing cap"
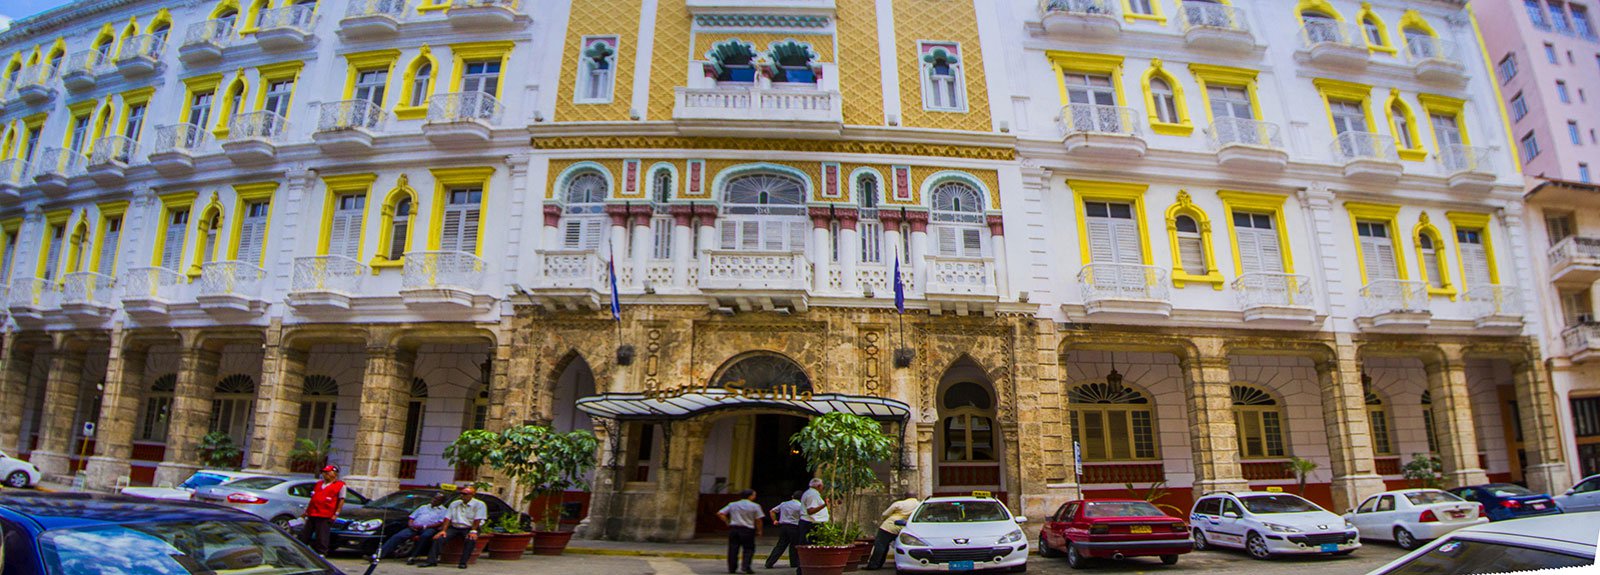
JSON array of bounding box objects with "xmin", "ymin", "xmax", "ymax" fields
[
  {"xmin": 376, "ymin": 491, "xmax": 451, "ymax": 563},
  {"xmin": 424, "ymin": 485, "xmax": 489, "ymax": 569},
  {"xmin": 300, "ymin": 465, "xmax": 347, "ymax": 556}
]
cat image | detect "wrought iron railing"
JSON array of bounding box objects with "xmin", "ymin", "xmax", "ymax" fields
[
  {"xmin": 89, "ymin": 136, "xmax": 139, "ymax": 166},
  {"xmin": 426, "ymin": 92, "xmax": 504, "ymax": 125},
  {"xmin": 1233, "ymin": 272, "xmax": 1313, "ymax": 309},
  {"xmin": 117, "ymin": 33, "xmax": 167, "ymax": 63},
  {"xmin": 1078, "ymin": 263, "xmax": 1170, "ymax": 302},
  {"xmin": 1060, "ymin": 103, "xmax": 1141, "ymax": 136},
  {"xmin": 8, "ymin": 277, "xmax": 58, "ymax": 308},
  {"xmin": 1359, "ymin": 279, "xmax": 1429, "ymax": 316},
  {"xmin": 1438, "ymin": 144, "xmax": 1494, "ymax": 175},
  {"xmin": 1300, "ymin": 20, "xmax": 1363, "ymax": 49},
  {"xmin": 1404, "ymin": 36, "xmax": 1460, "ymax": 65},
  {"xmin": 345, "ymin": 0, "xmax": 408, "ymax": 18},
  {"xmin": 1464, "ymin": 284, "xmax": 1521, "ymax": 319},
  {"xmin": 1331, "ymin": 131, "xmax": 1399, "ymax": 163},
  {"xmin": 403, "ymin": 251, "xmax": 487, "ymax": 291},
  {"xmin": 63, "ymin": 50, "xmax": 114, "ymax": 77},
  {"xmin": 34, "ymin": 147, "xmax": 88, "ymax": 178},
  {"xmin": 182, "ymin": 18, "xmax": 237, "ymax": 48},
  {"xmin": 227, "ymin": 110, "xmax": 290, "ymax": 142},
  {"xmin": 122, "ymin": 267, "xmax": 186, "ymax": 300},
  {"xmin": 923, "ymin": 255, "xmax": 995, "ymax": 296},
  {"xmin": 0, "ymin": 159, "xmax": 28, "ymax": 187},
  {"xmin": 1548, "ymin": 236, "xmax": 1600, "ymax": 269},
  {"xmin": 13, "ymin": 63, "xmax": 56, "ymax": 90},
  {"xmin": 199, "ymin": 261, "xmax": 266, "ymax": 298},
  {"xmin": 1179, "ymin": 2, "xmax": 1248, "ymax": 33},
  {"xmin": 153, "ymin": 123, "xmax": 210, "ymax": 153},
  {"xmin": 1207, "ymin": 117, "xmax": 1283, "ymax": 150},
  {"xmin": 257, "ymin": 4, "xmax": 318, "ymax": 33},
  {"xmin": 60, "ymin": 272, "xmax": 116, "ymax": 306},
  {"xmin": 317, "ymin": 99, "xmax": 390, "ymax": 132},
  {"xmin": 1038, "ymin": 0, "xmax": 1119, "ymax": 18},
  {"xmin": 292, "ymin": 255, "xmax": 368, "ymax": 294}
]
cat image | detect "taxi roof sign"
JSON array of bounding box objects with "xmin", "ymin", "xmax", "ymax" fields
[
  {"xmin": 1265, "ymin": 486, "xmax": 1284, "ymax": 493},
  {"xmin": 971, "ymin": 490, "xmax": 992, "ymax": 499}
]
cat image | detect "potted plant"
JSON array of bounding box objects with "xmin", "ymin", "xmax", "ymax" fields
[
  {"xmin": 1286, "ymin": 456, "xmax": 1318, "ymax": 495},
  {"xmin": 197, "ymin": 432, "xmax": 242, "ymax": 469},
  {"xmin": 444, "ymin": 425, "xmax": 599, "ymax": 557},
  {"xmin": 791, "ymin": 413, "xmax": 897, "ymax": 575},
  {"xmin": 483, "ymin": 513, "xmax": 534, "ymax": 560},
  {"xmin": 1403, "ymin": 453, "xmax": 1443, "ymax": 489},
  {"xmin": 438, "ymin": 526, "xmax": 495, "ymax": 566},
  {"xmin": 287, "ymin": 438, "xmax": 331, "ymax": 474}
]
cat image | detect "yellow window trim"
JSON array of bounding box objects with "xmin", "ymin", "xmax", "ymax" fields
[
  {"xmin": 1468, "ymin": 6, "xmax": 1520, "ymax": 173},
  {"xmin": 1047, "ymin": 51, "xmax": 1127, "ymax": 114},
  {"xmin": 1313, "ymin": 78, "xmax": 1377, "ymax": 138},
  {"xmin": 188, "ymin": 197, "xmax": 227, "ymax": 277},
  {"xmin": 1384, "ymin": 90, "xmax": 1427, "ymax": 162},
  {"xmin": 228, "ymin": 182, "xmax": 277, "ymax": 265},
  {"xmin": 253, "ymin": 60, "xmax": 305, "ymax": 114},
  {"xmin": 180, "ymin": 73, "xmax": 225, "ymax": 124},
  {"xmin": 1417, "ymin": 93, "xmax": 1472, "ymax": 153},
  {"xmin": 114, "ymin": 17, "xmax": 141, "ymax": 60},
  {"xmin": 113, "ymin": 87, "xmax": 157, "ymax": 140},
  {"xmin": 342, "ymin": 49, "xmax": 401, "ymax": 104},
  {"xmin": 63, "ymin": 216, "xmax": 92, "ymax": 279},
  {"xmin": 1163, "ymin": 191, "xmax": 1222, "ymax": 289},
  {"xmin": 371, "ymin": 174, "xmax": 418, "ymax": 271},
  {"xmin": 240, "ymin": 0, "xmax": 270, "ymax": 34},
  {"xmin": 88, "ymin": 201, "xmax": 129, "ymax": 276},
  {"xmin": 1411, "ymin": 212, "xmax": 1455, "ymax": 299},
  {"xmin": 1217, "ymin": 190, "xmax": 1295, "ymax": 276},
  {"xmin": 1189, "ymin": 63, "xmax": 1263, "ymax": 131},
  {"xmin": 152, "ymin": 192, "xmax": 197, "ymax": 271},
  {"xmin": 210, "ymin": 0, "xmax": 240, "ymax": 20},
  {"xmin": 427, "ymin": 167, "xmax": 495, "ymax": 256},
  {"xmin": 1068, "ymin": 179, "xmax": 1151, "ymax": 266},
  {"xmin": 87, "ymin": 100, "xmax": 115, "ymax": 155},
  {"xmin": 417, "ymin": 0, "xmax": 449, "ymax": 13},
  {"xmin": 447, "ymin": 42, "xmax": 515, "ymax": 100},
  {"xmin": 1122, "ymin": 0, "xmax": 1166, "ymax": 25},
  {"xmin": 147, "ymin": 8, "xmax": 173, "ymax": 31},
  {"xmin": 17, "ymin": 115, "xmax": 46, "ymax": 159},
  {"xmin": 1141, "ymin": 59, "xmax": 1193, "ymax": 137},
  {"xmin": 37, "ymin": 209, "xmax": 72, "ymax": 278},
  {"xmin": 214, "ymin": 73, "xmax": 249, "ymax": 139},
  {"xmin": 1357, "ymin": 3, "xmax": 1394, "ymax": 54},
  {"xmin": 1444, "ymin": 211, "xmax": 1499, "ymax": 289},
  {"xmin": 1344, "ymin": 201, "xmax": 1407, "ymax": 285},
  {"xmin": 395, "ymin": 46, "xmax": 438, "ymax": 120},
  {"xmin": 1294, "ymin": 0, "xmax": 1344, "ymax": 22},
  {"xmin": 1398, "ymin": 10, "xmax": 1438, "ymax": 52},
  {"xmin": 318, "ymin": 173, "xmax": 378, "ymax": 258}
]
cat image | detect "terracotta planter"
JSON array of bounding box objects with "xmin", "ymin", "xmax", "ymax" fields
[
  {"xmin": 846, "ymin": 540, "xmax": 873, "ymax": 571},
  {"xmin": 796, "ymin": 545, "xmax": 854, "ymax": 575},
  {"xmin": 531, "ymin": 530, "xmax": 575, "ymax": 556},
  {"xmin": 484, "ymin": 532, "xmax": 534, "ymax": 560},
  {"xmin": 440, "ymin": 533, "xmax": 494, "ymax": 565}
]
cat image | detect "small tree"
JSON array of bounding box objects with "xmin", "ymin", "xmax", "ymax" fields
[
  {"xmin": 445, "ymin": 425, "xmax": 600, "ymax": 532},
  {"xmin": 1286, "ymin": 457, "xmax": 1319, "ymax": 495},
  {"xmin": 790, "ymin": 413, "xmax": 897, "ymax": 547},
  {"xmin": 442, "ymin": 428, "xmax": 502, "ymax": 490},
  {"xmin": 1403, "ymin": 453, "xmax": 1443, "ymax": 489},
  {"xmin": 198, "ymin": 432, "xmax": 242, "ymax": 469}
]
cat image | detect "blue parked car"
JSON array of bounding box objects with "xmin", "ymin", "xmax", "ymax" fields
[
  {"xmin": 1448, "ymin": 483, "xmax": 1563, "ymax": 522},
  {"xmin": 0, "ymin": 491, "xmax": 344, "ymax": 574}
]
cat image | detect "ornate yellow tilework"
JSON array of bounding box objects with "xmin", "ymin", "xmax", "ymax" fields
[
  {"xmin": 533, "ymin": 136, "xmax": 1015, "ymax": 160},
  {"xmin": 893, "ymin": 0, "xmax": 992, "ymax": 132},
  {"xmin": 545, "ymin": 158, "xmax": 627, "ymax": 199},
  {"xmin": 554, "ymin": 0, "xmax": 642, "ymax": 122},
  {"xmin": 646, "ymin": 0, "xmax": 692, "ymax": 121},
  {"xmin": 837, "ymin": 0, "xmax": 884, "ymax": 126},
  {"xmin": 693, "ymin": 33, "xmax": 835, "ymax": 62}
]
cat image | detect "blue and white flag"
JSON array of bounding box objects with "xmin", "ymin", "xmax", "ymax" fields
[
  {"xmin": 608, "ymin": 251, "xmax": 621, "ymax": 321},
  {"xmin": 893, "ymin": 255, "xmax": 905, "ymax": 314}
]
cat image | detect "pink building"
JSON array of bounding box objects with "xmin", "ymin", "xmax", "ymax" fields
[{"xmin": 1477, "ymin": 0, "xmax": 1599, "ymax": 183}]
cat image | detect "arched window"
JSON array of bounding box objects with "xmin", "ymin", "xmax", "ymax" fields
[
  {"xmin": 151, "ymin": 23, "xmax": 171, "ymax": 48},
  {"xmin": 921, "ymin": 43, "xmax": 964, "ymax": 111},
  {"xmin": 941, "ymin": 382, "xmax": 996, "ymax": 462},
  {"xmin": 1420, "ymin": 390, "xmax": 1438, "ymax": 454},
  {"xmin": 719, "ymin": 172, "xmax": 808, "ymax": 252},
  {"xmin": 298, "ymin": 375, "xmax": 339, "ymax": 443},
  {"xmin": 561, "ymin": 170, "xmax": 608, "ymax": 250},
  {"xmin": 403, "ymin": 378, "xmax": 427, "ymax": 457},
  {"xmin": 387, "ymin": 198, "xmax": 411, "ymax": 261},
  {"xmin": 1418, "ymin": 232, "xmax": 1445, "ymax": 288},
  {"xmin": 46, "ymin": 48, "xmax": 64, "ymax": 78},
  {"xmin": 1068, "ymin": 381, "xmax": 1156, "ymax": 461},
  {"xmin": 218, "ymin": 78, "xmax": 248, "ymax": 134},
  {"xmin": 1403, "ymin": 27, "xmax": 1434, "ymax": 59},
  {"xmin": 1364, "ymin": 380, "xmax": 1393, "ymax": 456},
  {"xmin": 857, "ymin": 174, "xmax": 884, "ymax": 265},
  {"xmin": 930, "ymin": 181, "xmax": 985, "ymax": 258},
  {"xmin": 138, "ymin": 374, "xmax": 178, "ymax": 442},
  {"xmin": 1150, "ymin": 77, "xmax": 1179, "ymax": 125},
  {"xmin": 66, "ymin": 219, "xmax": 90, "ymax": 274},
  {"xmin": 768, "ymin": 40, "xmax": 818, "ymax": 84},
  {"xmin": 1174, "ymin": 214, "xmax": 1207, "ymax": 276},
  {"xmin": 650, "ymin": 168, "xmax": 673, "ymax": 260},
  {"xmin": 409, "ymin": 62, "xmax": 432, "ymax": 107},
  {"xmin": 706, "ymin": 40, "xmax": 757, "ymax": 83},
  {"xmin": 93, "ymin": 35, "xmax": 114, "ymax": 65},
  {"xmin": 1231, "ymin": 384, "xmax": 1285, "ymax": 459},
  {"xmin": 1391, "ymin": 101, "xmax": 1416, "ymax": 149},
  {"xmin": 578, "ymin": 37, "xmax": 617, "ymax": 103},
  {"xmin": 210, "ymin": 374, "xmax": 256, "ymax": 446},
  {"xmin": 1363, "ymin": 16, "xmax": 1386, "ymax": 47}
]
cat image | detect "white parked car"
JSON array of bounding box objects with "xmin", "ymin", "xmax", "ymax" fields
[
  {"xmin": 0, "ymin": 451, "xmax": 41, "ymax": 488},
  {"xmin": 893, "ymin": 495, "xmax": 1029, "ymax": 573},
  {"xmin": 1365, "ymin": 512, "xmax": 1598, "ymax": 574},
  {"xmin": 1345, "ymin": 489, "xmax": 1487, "ymax": 550},
  {"xmin": 1553, "ymin": 474, "xmax": 1600, "ymax": 513},
  {"xmin": 1189, "ymin": 491, "xmax": 1360, "ymax": 559},
  {"xmin": 120, "ymin": 469, "xmax": 274, "ymax": 501}
]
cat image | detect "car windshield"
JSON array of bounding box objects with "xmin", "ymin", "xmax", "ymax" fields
[
  {"xmin": 223, "ymin": 477, "xmax": 286, "ymax": 490},
  {"xmin": 1484, "ymin": 484, "xmax": 1534, "ymax": 497},
  {"xmin": 1382, "ymin": 538, "xmax": 1591, "ymax": 575},
  {"xmin": 39, "ymin": 519, "xmax": 333, "ymax": 575},
  {"xmin": 178, "ymin": 472, "xmax": 234, "ymax": 490},
  {"xmin": 369, "ymin": 492, "xmax": 440, "ymax": 511},
  {"xmin": 1405, "ymin": 491, "xmax": 1463, "ymax": 505},
  {"xmin": 1238, "ymin": 495, "xmax": 1320, "ymax": 514},
  {"xmin": 912, "ymin": 501, "xmax": 1010, "ymax": 523},
  {"xmin": 1084, "ymin": 501, "xmax": 1165, "ymax": 518}
]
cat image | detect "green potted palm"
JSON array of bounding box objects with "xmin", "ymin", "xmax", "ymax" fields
[
  {"xmin": 197, "ymin": 432, "xmax": 243, "ymax": 469},
  {"xmin": 288, "ymin": 438, "xmax": 331, "ymax": 474},
  {"xmin": 483, "ymin": 513, "xmax": 533, "ymax": 560},
  {"xmin": 791, "ymin": 413, "xmax": 897, "ymax": 575},
  {"xmin": 445, "ymin": 425, "xmax": 599, "ymax": 557}
]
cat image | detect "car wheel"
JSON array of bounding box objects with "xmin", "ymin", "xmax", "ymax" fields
[
  {"xmin": 1065, "ymin": 543, "xmax": 1090, "ymax": 569},
  {"xmin": 1191, "ymin": 529, "xmax": 1210, "ymax": 551},
  {"xmin": 270, "ymin": 515, "xmax": 294, "ymax": 529},
  {"xmin": 5, "ymin": 471, "xmax": 29, "ymax": 488},
  {"xmin": 1245, "ymin": 532, "xmax": 1272, "ymax": 560},
  {"xmin": 1160, "ymin": 555, "xmax": 1179, "ymax": 566},
  {"xmin": 1039, "ymin": 535, "xmax": 1062, "ymax": 558},
  {"xmin": 1395, "ymin": 527, "xmax": 1418, "ymax": 550}
]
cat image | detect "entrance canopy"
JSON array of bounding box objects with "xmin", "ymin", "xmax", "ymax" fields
[{"xmin": 576, "ymin": 389, "xmax": 911, "ymax": 421}]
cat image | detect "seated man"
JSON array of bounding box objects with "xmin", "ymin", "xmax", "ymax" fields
[
  {"xmin": 423, "ymin": 486, "xmax": 489, "ymax": 569},
  {"xmin": 377, "ymin": 492, "xmax": 451, "ymax": 563}
]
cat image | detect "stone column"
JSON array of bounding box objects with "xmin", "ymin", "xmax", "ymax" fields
[
  {"xmin": 809, "ymin": 208, "xmax": 832, "ymax": 294},
  {"xmin": 603, "ymin": 205, "xmax": 630, "ymax": 264},
  {"xmin": 1422, "ymin": 345, "xmax": 1489, "ymax": 488},
  {"xmin": 31, "ymin": 340, "xmax": 87, "ymax": 479},
  {"xmin": 248, "ymin": 322, "xmax": 308, "ymax": 474},
  {"xmin": 631, "ymin": 214, "xmax": 651, "ymax": 289},
  {"xmin": 85, "ymin": 330, "xmax": 149, "ymax": 491},
  {"xmin": 1319, "ymin": 337, "xmax": 1385, "ymax": 512},
  {"xmin": 0, "ymin": 335, "xmax": 36, "ymax": 454},
  {"xmin": 905, "ymin": 211, "xmax": 929, "ymax": 293},
  {"xmin": 345, "ymin": 344, "xmax": 416, "ymax": 497},
  {"xmin": 837, "ymin": 209, "xmax": 860, "ymax": 294},
  {"xmin": 1183, "ymin": 339, "xmax": 1248, "ymax": 498},
  {"xmin": 155, "ymin": 343, "xmax": 222, "ymax": 487},
  {"xmin": 541, "ymin": 205, "xmax": 562, "ymax": 252},
  {"xmin": 669, "ymin": 207, "xmax": 694, "ymax": 289},
  {"xmin": 881, "ymin": 213, "xmax": 904, "ymax": 268},
  {"xmin": 1513, "ymin": 355, "xmax": 1572, "ymax": 494},
  {"xmin": 987, "ymin": 216, "xmax": 1009, "ymax": 298}
]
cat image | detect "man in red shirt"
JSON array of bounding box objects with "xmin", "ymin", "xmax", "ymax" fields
[{"xmin": 300, "ymin": 465, "xmax": 346, "ymax": 556}]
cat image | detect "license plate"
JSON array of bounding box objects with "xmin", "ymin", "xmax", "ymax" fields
[
  {"xmin": 949, "ymin": 560, "xmax": 975, "ymax": 571},
  {"xmin": 1449, "ymin": 511, "xmax": 1465, "ymax": 519},
  {"xmin": 1320, "ymin": 543, "xmax": 1339, "ymax": 553},
  {"xmin": 1531, "ymin": 503, "xmax": 1547, "ymax": 510},
  {"xmin": 1130, "ymin": 525, "xmax": 1153, "ymax": 534}
]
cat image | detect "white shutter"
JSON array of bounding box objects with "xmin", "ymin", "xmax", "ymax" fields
[
  {"xmin": 458, "ymin": 203, "xmax": 480, "ymax": 255},
  {"xmin": 860, "ymin": 221, "xmax": 883, "ymax": 264},
  {"xmin": 1111, "ymin": 219, "xmax": 1141, "ymax": 264},
  {"xmin": 1238, "ymin": 226, "xmax": 1283, "ymax": 274},
  {"xmin": 961, "ymin": 228, "xmax": 983, "ymax": 258},
  {"xmin": 203, "ymin": 227, "xmax": 219, "ymax": 264},
  {"xmin": 1086, "ymin": 217, "xmax": 1115, "ymax": 263},
  {"xmin": 763, "ymin": 221, "xmax": 786, "ymax": 251},
  {"xmin": 43, "ymin": 232, "xmax": 62, "ymax": 280},
  {"xmin": 788, "ymin": 221, "xmax": 805, "ymax": 252},
  {"xmin": 740, "ymin": 221, "xmax": 760, "ymax": 250},
  {"xmin": 1422, "ymin": 249, "xmax": 1444, "ymax": 288},
  {"xmin": 96, "ymin": 221, "xmax": 120, "ymax": 275},
  {"xmin": 330, "ymin": 211, "xmax": 360, "ymax": 259},
  {"xmin": 1178, "ymin": 236, "xmax": 1206, "ymax": 274},
  {"xmin": 1235, "ymin": 225, "xmax": 1261, "ymax": 274},
  {"xmin": 937, "ymin": 226, "xmax": 958, "ymax": 256},
  {"xmin": 720, "ymin": 221, "xmax": 737, "ymax": 250},
  {"xmin": 1461, "ymin": 240, "xmax": 1492, "ymax": 288},
  {"xmin": 161, "ymin": 215, "xmax": 186, "ymax": 271},
  {"xmin": 651, "ymin": 217, "xmax": 672, "ymax": 260},
  {"xmin": 237, "ymin": 206, "xmax": 267, "ymax": 266},
  {"xmin": 1, "ymin": 241, "xmax": 14, "ymax": 282},
  {"xmin": 1361, "ymin": 236, "xmax": 1398, "ymax": 281},
  {"xmin": 564, "ymin": 220, "xmax": 584, "ymax": 249},
  {"xmin": 438, "ymin": 208, "xmax": 464, "ymax": 253}
]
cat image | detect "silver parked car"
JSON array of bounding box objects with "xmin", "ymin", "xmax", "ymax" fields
[
  {"xmin": 1553, "ymin": 474, "xmax": 1600, "ymax": 513},
  {"xmin": 121, "ymin": 469, "xmax": 280, "ymax": 501},
  {"xmin": 193, "ymin": 476, "xmax": 370, "ymax": 527},
  {"xmin": 1365, "ymin": 512, "xmax": 1598, "ymax": 574}
]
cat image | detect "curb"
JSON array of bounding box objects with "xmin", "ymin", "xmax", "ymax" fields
[{"xmin": 565, "ymin": 547, "xmax": 722, "ymax": 560}]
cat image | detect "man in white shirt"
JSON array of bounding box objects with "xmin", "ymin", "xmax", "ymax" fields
[
  {"xmin": 866, "ymin": 492, "xmax": 920, "ymax": 570},
  {"xmin": 717, "ymin": 489, "xmax": 764, "ymax": 575},
  {"xmin": 764, "ymin": 490, "xmax": 806, "ymax": 569},
  {"xmin": 423, "ymin": 486, "xmax": 489, "ymax": 568},
  {"xmin": 800, "ymin": 478, "xmax": 829, "ymax": 545},
  {"xmin": 377, "ymin": 492, "xmax": 451, "ymax": 563}
]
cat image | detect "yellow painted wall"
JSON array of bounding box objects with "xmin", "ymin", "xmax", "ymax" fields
[
  {"xmin": 646, "ymin": 0, "xmax": 692, "ymax": 121},
  {"xmin": 554, "ymin": 0, "xmax": 642, "ymax": 122},
  {"xmin": 892, "ymin": 0, "xmax": 991, "ymax": 131},
  {"xmin": 837, "ymin": 0, "xmax": 884, "ymax": 126}
]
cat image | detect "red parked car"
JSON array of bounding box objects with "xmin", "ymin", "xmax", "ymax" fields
[{"xmin": 1039, "ymin": 499, "xmax": 1193, "ymax": 569}]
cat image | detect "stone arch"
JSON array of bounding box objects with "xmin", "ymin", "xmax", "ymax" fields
[
  {"xmin": 553, "ymin": 162, "xmax": 614, "ymax": 203},
  {"xmin": 551, "ymin": 351, "xmax": 597, "ymax": 433},
  {"xmin": 934, "ymin": 355, "xmax": 1005, "ymax": 493},
  {"xmin": 711, "ymin": 163, "xmax": 814, "ymax": 203},
  {"xmin": 709, "ymin": 351, "xmax": 813, "ymax": 393}
]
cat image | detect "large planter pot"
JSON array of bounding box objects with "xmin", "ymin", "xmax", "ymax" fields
[
  {"xmin": 796, "ymin": 545, "xmax": 854, "ymax": 575},
  {"xmin": 440, "ymin": 533, "xmax": 494, "ymax": 565},
  {"xmin": 531, "ymin": 530, "xmax": 575, "ymax": 556},
  {"xmin": 843, "ymin": 540, "xmax": 873, "ymax": 571},
  {"xmin": 484, "ymin": 532, "xmax": 534, "ymax": 560}
]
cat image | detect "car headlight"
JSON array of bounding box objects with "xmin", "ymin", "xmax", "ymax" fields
[
  {"xmin": 1264, "ymin": 523, "xmax": 1301, "ymax": 533},
  {"xmin": 898, "ymin": 532, "xmax": 930, "ymax": 547},
  {"xmin": 352, "ymin": 519, "xmax": 384, "ymax": 532},
  {"xmin": 997, "ymin": 529, "xmax": 1025, "ymax": 545},
  {"xmin": 1344, "ymin": 519, "xmax": 1355, "ymax": 529}
]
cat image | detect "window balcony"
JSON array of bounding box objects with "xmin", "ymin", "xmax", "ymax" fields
[
  {"xmin": 1232, "ymin": 272, "xmax": 1317, "ymax": 327},
  {"xmin": 1331, "ymin": 131, "xmax": 1402, "ymax": 182},
  {"xmin": 58, "ymin": 272, "xmax": 117, "ymax": 321},
  {"xmin": 13, "ymin": 64, "xmax": 58, "ymax": 105},
  {"xmin": 31, "ymin": 148, "xmax": 86, "ymax": 196},
  {"xmin": 1547, "ymin": 236, "xmax": 1600, "ymax": 287},
  {"xmin": 1077, "ymin": 262, "xmax": 1171, "ymax": 320},
  {"xmin": 530, "ymin": 249, "xmax": 608, "ymax": 310},
  {"xmin": 401, "ymin": 250, "xmax": 492, "ymax": 312},
  {"xmin": 1562, "ymin": 323, "xmax": 1600, "ymax": 364},
  {"xmin": 1437, "ymin": 144, "xmax": 1496, "ymax": 193},
  {"xmin": 856, "ymin": 262, "xmax": 913, "ymax": 299},
  {"xmin": 7, "ymin": 277, "xmax": 57, "ymax": 324},
  {"xmin": 197, "ymin": 260, "xmax": 268, "ymax": 316},
  {"xmin": 1207, "ymin": 117, "xmax": 1287, "ymax": 171},
  {"xmin": 314, "ymin": 100, "xmax": 390, "ymax": 154},
  {"xmin": 1405, "ymin": 36, "xmax": 1465, "ymax": 85},
  {"xmin": 86, "ymin": 136, "xmax": 139, "ymax": 186},
  {"xmin": 149, "ymin": 123, "xmax": 209, "ymax": 176},
  {"xmin": 179, "ymin": 19, "xmax": 237, "ymax": 65},
  {"xmin": 61, "ymin": 51, "xmax": 115, "ymax": 92},
  {"xmin": 255, "ymin": 5, "xmax": 318, "ymax": 51},
  {"xmin": 288, "ymin": 255, "xmax": 369, "ymax": 314},
  {"xmin": 120, "ymin": 266, "xmax": 188, "ymax": 319},
  {"xmin": 1178, "ymin": 2, "xmax": 1254, "ymax": 52},
  {"xmin": 448, "ymin": 0, "xmax": 526, "ymax": 29},
  {"xmin": 1299, "ymin": 21, "xmax": 1368, "ymax": 69},
  {"xmin": 1463, "ymin": 284, "xmax": 1522, "ymax": 334},
  {"xmin": 923, "ymin": 255, "xmax": 998, "ymax": 316},
  {"xmin": 1058, "ymin": 103, "xmax": 1146, "ymax": 158},
  {"xmin": 221, "ymin": 111, "xmax": 290, "ymax": 165},
  {"xmin": 672, "ymin": 86, "xmax": 843, "ymax": 137},
  {"xmin": 699, "ymin": 249, "xmax": 811, "ymax": 312},
  {"xmin": 423, "ymin": 92, "xmax": 502, "ymax": 145},
  {"xmin": 115, "ymin": 34, "xmax": 165, "ymax": 77},
  {"xmin": 0, "ymin": 159, "xmax": 28, "ymax": 197},
  {"xmin": 1358, "ymin": 279, "xmax": 1430, "ymax": 331},
  {"xmin": 1036, "ymin": 0, "xmax": 1120, "ymax": 38},
  {"xmin": 340, "ymin": 0, "xmax": 407, "ymax": 39}
]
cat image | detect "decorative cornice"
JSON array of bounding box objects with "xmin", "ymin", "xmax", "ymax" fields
[
  {"xmin": 533, "ymin": 136, "xmax": 1015, "ymax": 161},
  {"xmin": 693, "ymin": 14, "xmax": 830, "ymax": 28}
]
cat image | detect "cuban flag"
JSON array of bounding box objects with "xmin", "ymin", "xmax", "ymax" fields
[
  {"xmin": 608, "ymin": 251, "xmax": 621, "ymax": 321},
  {"xmin": 893, "ymin": 255, "xmax": 905, "ymax": 314}
]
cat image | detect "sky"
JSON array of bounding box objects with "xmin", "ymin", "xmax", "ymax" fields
[{"xmin": 0, "ymin": 0, "xmax": 76, "ymax": 30}]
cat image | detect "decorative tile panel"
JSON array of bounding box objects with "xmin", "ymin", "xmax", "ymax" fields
[
  {"xmin": 892, "ymin": 0, "xmax": 991, "ymax": 131},
  {"xmin": 837, "ymin": 0, "xmax": 884, "ymax": 126},
  {"xmin": 554, "ymin": 0, "xmax": 643, "ymax": 122}
]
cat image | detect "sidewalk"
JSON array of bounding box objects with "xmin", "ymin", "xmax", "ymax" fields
[{"xmin": 567, "ymin": 535, "xmax": 784, "ymax": 560}]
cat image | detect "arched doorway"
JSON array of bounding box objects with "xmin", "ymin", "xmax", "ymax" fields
[
  {"xmin": 935, "ymin": 358, "xmax": 1004, "ymax": 496},
  {"xmin": 209, "ymin": 374, "xmax": 256, "ymax": 468},
  {"xmin": 696, "ymin": 353, "xmax": 815, "ymax": 535},
  {"xmin": 546, "ymin": 354, "xmax": 598, "ymax": 528}
]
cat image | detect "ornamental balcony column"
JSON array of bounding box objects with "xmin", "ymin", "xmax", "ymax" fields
[
  {"xmin": 905, "ymin": 211, "xmax": 930, "ymax": 293},
  {"xmin": 1182, "ymin": 338, "xmax": 1248, "ymax": 499},
  {"xmin": 31, "ymin": 336, "xmax": 90, "ymax": 480},
  {"xmin": 836, "ymin": 209, "xmax": 860, "ymax": 295},
  {"xmin": 603, "ymin": 205, "xmax": 631, "ymax": 265},
  {"xmin": 84, "ymin": 329, "xmax": 150, "ymax": 491},
  {"xmin": 1320, "ymin": 336, "xmax": 1386, "ymax": 511},
  {"xmin": 1422, "ymin": 344, "xmax": 1489, "ymax": 488},
  {"xmin": 1512, "ymin": 352, "xmax": 1572, "ymax": 495},
  {"xmin": 696, "ymin": 211, "xmax": 719, "ymax": 260},
  {"xmin": 631, "ymin": 211, "xmax": 652, "ymax": 289},
  {"xmin": 541, "ymin": 205, "xmax": 562, "ymax": 251},
  {"xmin": 346, "ymin": 341, "xmax": 416, "ymax": 497},
  {"xmin": 247, "ymin": 321, "xmax": 309, "ymax": 474},
  {"xmin": 809, "ymin": 208, "xmax": 833, "ymax": 294},
  {"xmin": 669, "ymin": 206, "xmax": 698, "ymax": 289},
  {"xmin": 880, "ymin": 212, "xmax": 905, "ymax": 266},
  {"xmin": 155, "ymin": 333, "xmax": 222, "ymax": 487},
  {"xmin": 0, "ymin": 336, "xmax": 39, "ymax": 454},
  {"xmin": 987, "ymin": 216, "xmax": 1009, "ymax": 299}
]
